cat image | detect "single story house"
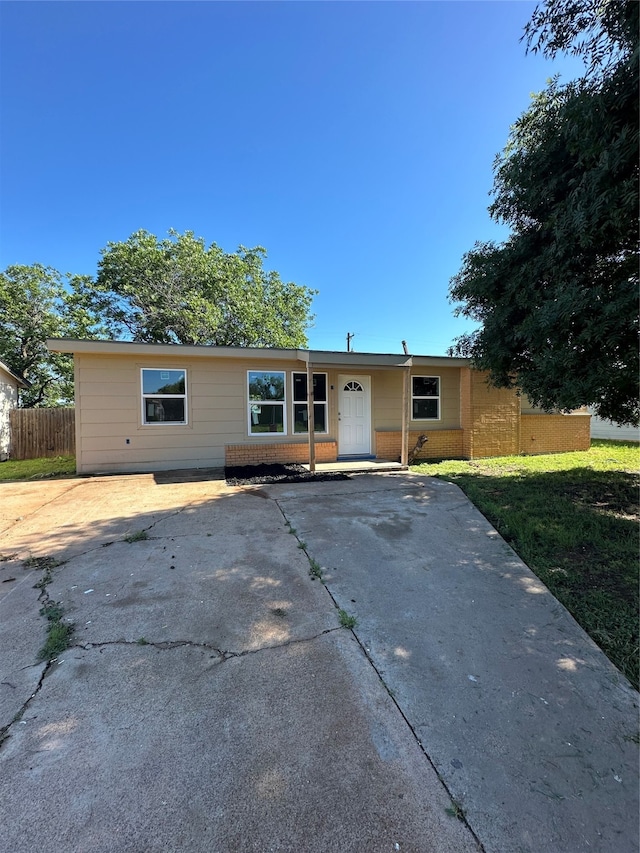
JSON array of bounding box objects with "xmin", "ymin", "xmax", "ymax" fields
[
  {"xmin": 46, "ymin": 339, "xmax": 591, "ymax": 475},
  {"xmin": 0, "ymin": 360, "xmax": 29, "ymax": 461}
]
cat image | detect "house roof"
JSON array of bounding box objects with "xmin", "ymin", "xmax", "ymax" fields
[
  {"xmin": 0, "ymin": 359, "xmax": 30, "ymax": 388},
  {"xmin": 45, "ymin": 338, "xmax": 469, "ymax": 369}
]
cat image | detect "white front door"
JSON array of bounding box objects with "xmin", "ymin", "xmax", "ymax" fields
[{"xmin": 338, "ymin": 375, "xmax": 371, "ymax": 456}]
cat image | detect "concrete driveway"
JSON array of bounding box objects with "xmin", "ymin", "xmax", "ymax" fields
[{"xmin": 0, "ymin": 471, "xmax": 637, "ymax": 853}]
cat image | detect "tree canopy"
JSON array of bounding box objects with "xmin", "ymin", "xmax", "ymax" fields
[
  {"xmin": 1, "ymin": 231, "xmax": 316, "ymax": 406},
  {"xmin": 74, "ymin": 229, "xmax": 316, "ymax": 348},
  {"xmin": 0, "ymin": 265, "xmax": 100, "ymax": 407},
  {"xmin": 449, "ymin": 0, "xmax": 639, "ymax": 425}
]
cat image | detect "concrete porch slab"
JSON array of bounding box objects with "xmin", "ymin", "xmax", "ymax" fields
[{"xmin": 303, "ymin": 459, "xmax": 406, "ymax": 474}]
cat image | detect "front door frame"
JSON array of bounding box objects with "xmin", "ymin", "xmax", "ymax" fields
[{"xmin": 338, "ymin": 374, "xmax": 372, "ymax": 457}]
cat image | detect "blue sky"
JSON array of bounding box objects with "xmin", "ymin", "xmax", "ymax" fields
[{"xmin": 0, "ymin": 1, "xmax": 584, "ymax": 355}]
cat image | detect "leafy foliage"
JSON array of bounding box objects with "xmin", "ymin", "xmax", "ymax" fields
[
  {"xmin": 1, "ymin": 231, "xmax": 315, "ymax": 407},
  {"xmin": 449, "ymin": 0, "xmax": 639, "ymax": 425},
  {"xmin": 74, "ymin": 229, "xmax": 316, "ymax": 347},
  {"xmin": 0, "ymin": 265, "xmax": 101, "ymax": 406}
]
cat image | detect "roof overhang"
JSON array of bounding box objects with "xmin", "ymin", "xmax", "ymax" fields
[
  {"xmin": 46, "ymin": 339, "xmax": 469, "ymax": 369},
  {"xmin": 47, "ymin": 338, "xmax": 301, "ymax": 361},
  {"xmin": 0, "ymin": 359, "xmax": 30, "ymax": 388}
]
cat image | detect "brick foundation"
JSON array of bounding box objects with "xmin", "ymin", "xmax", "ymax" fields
[
  {"xmin": 225, "ymin": 441, "xmax": 337, "ymax": 467},
  {"xmin": 225, "ymin": 391, "xmax": 591, "ymax": 469},
  {"xmin": 376, "ymin": 430, "xmax": 464, "ymax": 461}
]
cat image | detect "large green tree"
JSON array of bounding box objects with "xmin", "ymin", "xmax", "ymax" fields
[
  {"xmin": 75, "ymin": 229, "xmax": 316, "ymax": 348},
  {"xmin": 0, "ymin": 264, "xmax": 101, "ymax": 407},
  {"xmin": 449, "ymin": 0, "xmax": 638, "ymax": 425}
]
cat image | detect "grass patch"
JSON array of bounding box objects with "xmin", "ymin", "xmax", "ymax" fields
[
  {"xmin": 29, "ymin": 554, "xmax": 74, "ymax": 661},
  {"xmin": 40, "ymin": 601, "xmax": 64, "ymax": 623},
  {"xmin": 125, "ymin": 529, "xmax": 149, "ymax": 543},
  {"xmin": 38, "ymin": 601, "xmax": 74, "ymax": 661},
  {"xmin": 0, "ymin": 456, "xmax": 76, "ymax": 482},
  {"xmin": 38, "ymin": 620, "xmax": 74, "ymax": 661},
  {"xmin": 412, "ymin": 440, "xmax": 639, "ymax": 688},
  {"xmin": 338, "ymin": 609, "xmax": 357, "ymax": 629}
]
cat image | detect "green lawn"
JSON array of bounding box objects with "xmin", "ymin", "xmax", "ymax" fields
[
  {"xmin": 0, "ymin": 456, "xmax": 76, "ymax": 482},
  {"xmin": 412, "ymin": 440, "xmax": 640, "ymax": 689}
]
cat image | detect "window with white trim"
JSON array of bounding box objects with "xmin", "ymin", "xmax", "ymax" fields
[
  {"xmin": 141, "ymin": 369, "xmax": 187, "ymax": 424},
  {"xmin": 412, "ymin": 376, "xmax": 440, "ymax": 420},
  {"xmin": 248, "ymin": 371, "xmax": 286, "ymax": 434},
  {"xmin": 292, "ymin": 372, "xmax": 328, "ymax": 433}
]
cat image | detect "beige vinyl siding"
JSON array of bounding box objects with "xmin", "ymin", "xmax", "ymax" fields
[
  {"xmin": 74, "ymin": 353, "xmax": 335, "ymax": 473},
  {"xmin": 79, "ymin": 408, "xmax": 139, "ymax": 424},
  {"xmin": 75, "ymin": 354, "xmax": 222, "ymax": 473},
  {"xmin": 372, "ymin": 366, "xmax": 461, "ymax": 430}
]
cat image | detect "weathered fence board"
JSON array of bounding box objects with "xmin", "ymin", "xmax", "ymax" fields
[{"xmin": 9, "ymin": 408, "xmax": 75, "ymax": 460}]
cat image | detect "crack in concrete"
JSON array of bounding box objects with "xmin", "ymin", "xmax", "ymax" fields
[
  {"xmin": 5, "ymin": 498, "xmax": 205, "ymax": 567},
  {"xmin": 273, "ymin": 496, "xmax": 487, "ymax": 853},
  {"xmin": 0, "ymin": 555, "xmax": 75, "ymax": 750},
  {"xmin": 345, "ymin": 627, "xmax": 487, "ymax": 852},
  {"xmin": 76, "ymin": 637, "xmax": 231, "ymax": 657},
  {"xmin": 0, "ymin": 658, "xmax": 50, "ymax": 749},
  {"xmin": 75, "ymin": 626, "xmax": 342, "ymax": 661},
  {"xmin": 135, "ymin": 503, "xmax": 195, "ymax": 537},
  {"xmin": 0, "ymin": 627, "xmax": 343, "ymax": 749}
]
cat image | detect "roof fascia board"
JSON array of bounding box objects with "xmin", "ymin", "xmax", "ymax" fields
[
  {"xmin": 46, "ymin": 339, "xmax": 299, "ymax": 361},
  {"xmin": 307, "ymin": 351, "xmax": 413, "ymax": 368},
  {"xmin": 412, "ymin": 355, "xmax": 469, "ymax": 367},
  {"xmin": 46, "ymin": 339, "xmax": 467, "ymax": 368}
]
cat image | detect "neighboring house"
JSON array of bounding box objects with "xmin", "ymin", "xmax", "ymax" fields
[
  {"xmin": 0, "ymin": 360, "xmax": 29, "ymax": 461},
  {"xmin": 588, "ymin": 408, "xmax": 640, "ymax": 442},
  {"xmin": 46, "ymin": 339, "xmax": 591, "ymax": 475}
]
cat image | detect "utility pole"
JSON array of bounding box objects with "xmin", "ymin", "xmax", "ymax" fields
[{"xmin": 346, "ymin": 332, "xmax": 354, "ymax": 352}]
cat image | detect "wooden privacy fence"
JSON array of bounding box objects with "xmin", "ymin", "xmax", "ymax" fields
[{"xmin": 9, "ymin": 408, "xmax": 75, "ymax": 460}]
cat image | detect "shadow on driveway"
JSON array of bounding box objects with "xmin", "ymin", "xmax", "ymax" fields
[{"xmin": 0, "ymin": 472, "xmax": 480, "ymax": 853}]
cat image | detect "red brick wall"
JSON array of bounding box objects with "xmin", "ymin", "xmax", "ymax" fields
[
  {"xmin": 520, "ymin": 415, "xmax": 591, "ymax": 454},
  {"xmin": 225, "ymin": 441, "xmax": 337, "ymax": 466}
]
